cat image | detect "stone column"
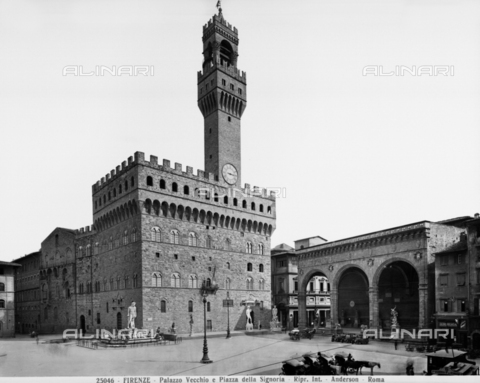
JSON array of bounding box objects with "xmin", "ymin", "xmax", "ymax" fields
[
  {"xmin": 369, "ymin": 286, "xmax": 379, "ymax": 328},
  {"xmin": 330, "ymin": 288, "xmax": 338, "ymax": 328},
  {"xmin": 298, "ymin": 291, "xmax": 306, "ymax": 330},
  {"xmin": 419, "ymin": 283, "xmax": 428, "ymax": 329}
]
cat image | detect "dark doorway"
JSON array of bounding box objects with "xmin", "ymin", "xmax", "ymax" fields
[
  {"xmin": 338, "ymin": 268, "xmax": 369, "ymax": 328},
  {"xmin": 80, "ymin": 315, "xmax": 86, "ymax": 335},
  {"xmin": 250, "ymin": 311, "xmax": 255, "ymax": 326},
  {"xmin": 473, "ymin": 333, "xmax": 480, "ymax": 350},
  {"xmin": 378, "ymin": 261, "xmax": 419, "ymax": 329},
  {"xmin": 116, "ymin": 312, "xmax": 122, "ymax": 330}
]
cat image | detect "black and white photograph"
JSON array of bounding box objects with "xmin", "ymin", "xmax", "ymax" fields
[{"xmin": 0, "ymin": 0, "xmax": 479, "ymax": 381}]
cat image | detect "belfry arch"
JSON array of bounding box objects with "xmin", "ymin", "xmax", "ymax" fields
[
  {"xmin": 298, "ymin": 269, "xmax": 330, "ymax": 329},
  {"xmin": 335, "ymin": 266, "xmax": 370, "ymax": 328},
  {"xmin": 373, "ymin": 259, "xmax": 420, "ymax": 329}
]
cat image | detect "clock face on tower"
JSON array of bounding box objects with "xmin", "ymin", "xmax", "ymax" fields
[{"xmin": 222, "ymin": 164, "xmax": 238, "ymax": 185}]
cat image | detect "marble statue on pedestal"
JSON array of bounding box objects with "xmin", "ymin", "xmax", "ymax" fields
[
  {"xmin": 127, "ymin": 302, "xmax": 137, "ymax": 329},
  {"xmin": 246, "ymin": 305, "xmax": 253, "ymax": 331}
]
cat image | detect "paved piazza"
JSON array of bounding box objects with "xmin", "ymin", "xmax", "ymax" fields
[{"xmin": 0, "ymin": 332, "xmax": 437, "ymax": 377}]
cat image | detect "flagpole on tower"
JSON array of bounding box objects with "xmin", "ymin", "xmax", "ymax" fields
[{"xmin": 216, "ymin": 1, "xmax": 222, "ymax": 15}]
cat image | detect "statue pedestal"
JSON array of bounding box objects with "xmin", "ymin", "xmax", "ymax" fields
[
  {"xmin": 270, "ymin": 321, "xmax": 282, "ymax": 332},
  {"xmin": 246, "ymin": 323, "xmax": 254, "ymax": 331}
]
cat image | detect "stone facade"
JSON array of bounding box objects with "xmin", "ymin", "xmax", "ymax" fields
[
  {"xmin": 0, "ymin": 261, "xmax": 21, "ymax": 337},
  {"xmin": 434, "ymin": 215, "xmax": 480, "ymax": 349},
  {"xmin": 12, "ymin": 252, "xmax": 41, "ymax": 334},
  {"xmin": 15, "ymin": 9, "xmax": 276, "ymax": 336},
  {"xmin": 296, "ymin": 219, "xmax": 468, "ymax": 331}
]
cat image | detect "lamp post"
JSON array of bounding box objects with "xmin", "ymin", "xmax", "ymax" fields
[
  {"xmin": 201, "ymin": 291, "xmax": 212, "ymax": 364},
  {"xmin": 226, "ymin": 291, "xmax": 231, "ymax": 339}
]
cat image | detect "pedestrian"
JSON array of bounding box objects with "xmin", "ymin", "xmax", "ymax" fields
[
  {"xmin": 445, "ymin": 332, "xmax": 453, "ymax": 353},
  {"xmin": 189, "ymin": 315, "xmax": 194, "ymax": 337},
  {"xmin": 406, "ymin": 359, "xmax": 414, "ymax": 375},
  {"xmin": 171, "ymin": 322, "xmax": 176, "ymax": 335},
  {"xmin": 394, "ymin": 338, "xmax": 398, "ymax": 350}
]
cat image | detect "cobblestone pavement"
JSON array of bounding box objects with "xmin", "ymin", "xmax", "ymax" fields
[{"xmin": 0, "ymin": 332, "xmax": 477, "ymax": 377}]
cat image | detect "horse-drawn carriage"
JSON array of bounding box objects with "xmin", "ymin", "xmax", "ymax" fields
[
  {"xmin": 280, "ymin": 352, "xmax": 381, "ymax": 376},
  {"xmin": 288, "ymin": 328, "xmax": 316, "ymax": 341},
  {"xmin": 280, "ymin": 352, "xmax": 335, "ymax": 375}
]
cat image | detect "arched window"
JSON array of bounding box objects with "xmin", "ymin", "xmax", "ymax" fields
[
  {"xmin": 226, "ymin": 262, "xmax": 230, "ymax": 270},
  {"xmin": 170, "ymin": 230, "xmax": 179, "ymax": 244},
  {"xmin": 223, "ymin": 196, "xmax": 228, "ymax": 204},
  {"xmin": 152, "ymin": 273, "xmax": 162, "ymax": 287},
  {"xmin": 131, "ymin": 228, "xmax": 137, "ymax": 242},
  {"xmin": 225, "ymin": 278, "xmax": 231, "ymax": 290},
  {"xmin": 183, "ymin": 185, "xmax": 190, "ymax": 195},
  {"xmin": 267, "ymin": 206, "xmax": 272, "ymax": 214},
  {"xmin": 133, "ymin": 274, "xmax": 138, "ymax": 288},
  {"xmin": 189, "ymin": 275, "xmax": 198, "ymax": 288},
  {"xmin": 206, "ymin": 236, "xmax": 213, "ymax": 248},
  {"xmin": 119, "ymin": 184, "xmax": 122, "ymax": 194},
  {"xmin": 251, "ymin": 202, "xmax": 256, "ymax": 211},
  {"xmin": 114, "ymin": 235, "xmax": 120, "ymax": 248},
  {"xmin": 125, "ymin": 180, "xmax": 128, "ymax": 191},
  {"xmin": 233, "ymin": 198, "xmax": 238, "ymax": 207},
  {"xmin": 109, "ymin": 237, "xmax": 113, "ymax": 250},
  {"xmin": 0, "ymin": 299, "xmax": 4, "ymax": 308},
  {"xmin": 160, "ymin": 300, "xmax": 166, "ymax": 313},
  {"xmin": 110, "ymin": 278, "xmax": 114, "ymax": 291},
  {"xmin": 151, "ymin": 227, "xmax": 161, "ymax": 242},
  {"xmin": 116, "ymin": 276, "xmax": 121, "ymax": 290},
  {"xmin": 124, "ymin": 276, "xmax": 129, "ymax": 289},
  {"xmin": 259, "ymin": 204, "xmax": 264, "ymax": 213},
  {"xmin": 188, "ymin": 232, "xmax": 197, "ymax": 246},
  {"xmin": 85, "ymin": 244, "xmax": 91, "ymax": 257},
  {"xmin": 146, "ymin": 176, "xmax": 153, "ymax": 186},
  {"xmin": 246, "ymin": 242, "xmax": 253, "ymax": 254},
  {"xmin": 188, "ymin": 300, "xmax": 193, "ymax": 312},
  {"xmin": 220, "ymin": 40, "xmax": 233, "ymax": 66},
  {"xmin": 242, "ymin": 200, "xmax": 247, "ymax": 209},
  {"xmin": 0, "ymin": 283, "xmax": 4, "ymax": 292},
  {"xmin": 206, "ymin": 278, "xmax": 212, "ymax": 287},
  {"xmin": 172, "ymin": 182, "xmax": 178, "ymax": 193},
  {"xmin": 258, "ymin": 243, "xmax": 264, "ymax": 255},
  {"xmin": 131, "ymin": 176, "xmax": 135, "ymax": 187},
  {"xmin": 123, "ymin": 230, "xmax": 129, "ymax": 245},
  {"xmin": 259, "ymin": 279, "xmax": 265, "ymax": 290},
  {"xmin": 94, "ymin": 242, "xmax": 99, "ymax": 255},
  {"xmin": 247, "ymin": 263, "xmax": 253, "ymax": 272},
  {"xmin": 79, "ymin": 283, "xmax": 84, "ymax": 294},
  {"xmin": 246, "ymin": 277, "xmax": 253, "ymax": 290},
  {"xmin": 160, "ymin": 179, "xmax": 166, "ymax": 189},
  {"xmin": 207, "ymin": 302, "xmax": 211, "ymax": 312},
  {"xmin": 171, "ymin": 273, "xmax": 181, "ymax": 288},
  {"xmin": 259, "ymin": 264, "xmax": 264, "ymax": 273},
  {"xmin": 214, "ymin": 193, "xmax": 219, "ymax": 202}
]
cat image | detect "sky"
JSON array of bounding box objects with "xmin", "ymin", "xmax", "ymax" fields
[{"xmin": 0, "ymin": 0, "xmax": 479, "ymax": 262}]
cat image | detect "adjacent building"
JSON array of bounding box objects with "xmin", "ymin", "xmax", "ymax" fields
[
  {"xmin": 271, "ymin": 239, "xmax": 331, "ymax": 329},
  {"xmin": 0, "ymin": 261, "xmax": 21, "ymax": 337},
  {"xmin": 434, "ymin": 214, "xmax": 480, "ymax": 349},
  {"xmin": 12, "ymin": 251, "xmax": 41, "ymax": 334}
]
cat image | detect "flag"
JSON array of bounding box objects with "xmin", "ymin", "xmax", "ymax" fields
[{"xmin": 216, "ymin": 1, "xmax": 221, "ymax": 9}]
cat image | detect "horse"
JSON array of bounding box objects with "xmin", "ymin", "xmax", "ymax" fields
[{"xmin": 347, "ymin": 360, "xmax": 381, "ymax": 375}]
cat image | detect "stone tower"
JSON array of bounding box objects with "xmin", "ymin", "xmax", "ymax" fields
[{"xmin": 198, "ymin": 7, "xmax": 246, "ymax": 187}]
